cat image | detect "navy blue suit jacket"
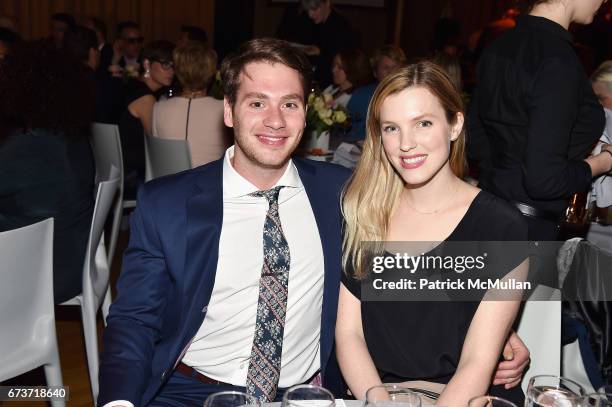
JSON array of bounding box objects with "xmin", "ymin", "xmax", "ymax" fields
[{"xmin": 98, "ymin": 158, "xmax": 350, "ymax": 407}]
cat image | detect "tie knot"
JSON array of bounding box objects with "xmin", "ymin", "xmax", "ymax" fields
[{"xmin": 250, "ymin": 186, "xmax": 283, "ymax": 205}]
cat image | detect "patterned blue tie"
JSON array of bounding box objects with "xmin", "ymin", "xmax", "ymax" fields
[{"xmin": 246, "ymin": 186, "xmax": 290, "ymax": 402}]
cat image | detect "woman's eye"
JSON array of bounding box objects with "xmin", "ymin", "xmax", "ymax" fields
[
  {"xmin": 382, "ymin": 125, "xmax": 398, "ymax": 133},
  {"xmin": 416, "ymin": 120, "xmax": 433, "ymax": 128}
]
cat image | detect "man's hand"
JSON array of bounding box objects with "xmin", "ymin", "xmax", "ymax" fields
[{"xmin": 493, "ymin": 331, "xmax": 530, "ymax": 389}]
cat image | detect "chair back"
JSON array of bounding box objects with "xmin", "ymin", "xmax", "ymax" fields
[
  {"xmin": 0, "ymin": 218, "xmax": 54, "ymax": 380},
  {"xmin": 90, "ymin": 122, "xmax": 124, "ymax": 265},
  {"xmin": 517, "ymin": 285, "xmax": 562, "ymax": 391},
  {"xmin": 145, "ymin": 134, "xmax": 191, "ymax": 181},
  {"xmin": 82, "ymin": 166, "xmax": 120, "ymax": 309},
  {"xmin": 90, "ymin": 123, "xmax": 124, "ymax": 184}
]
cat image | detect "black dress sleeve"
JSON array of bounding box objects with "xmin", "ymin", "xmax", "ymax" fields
[
  {"xmin": 341, "ymin": 263, "xmax": 362, "ymax": 300},
  {"xmin": 522, "ymin": 57, "xmax": 593, "ymax": 199}
]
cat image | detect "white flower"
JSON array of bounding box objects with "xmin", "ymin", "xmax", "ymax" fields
[
  {"xmin": 308, "ymin": 92, "xmax": 316, "ymax": 104},
  {"xmin": 323, "ymin": 92, "xmax": 333, "ymax": 104},
  {"xmin": 313, "ymin": 97, "xmax": 325, "ymax": 111},
  {"xmin": 323, "ymin": 117, "xmax": 333, "ymax": 126},
  {"xmin": 333, "ymin": 110, "xmax": 347, "ymax": 124}
]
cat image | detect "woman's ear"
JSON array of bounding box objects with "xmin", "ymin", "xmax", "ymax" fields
[{"xmin": 450, "ymin": 112, "xmax": 464, "ymax": 141}]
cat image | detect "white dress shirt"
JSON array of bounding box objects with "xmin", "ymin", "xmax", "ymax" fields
[{"xmin": 181, "ymin": 146, "xmax": 324, "ymax": 387}]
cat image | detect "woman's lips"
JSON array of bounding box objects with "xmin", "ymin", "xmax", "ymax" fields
[{"xmin": 399, "ymin": 154, "xmax": 427, "ymax": 169}]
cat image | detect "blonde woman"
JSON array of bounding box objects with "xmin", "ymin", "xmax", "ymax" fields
[
  {"xmin": 153, "ymin": 43, "xmax": 231, "ymax": 167},
  {"xmin": 336, "ymin": 62, "xmax": 528, "ymax": 407}
]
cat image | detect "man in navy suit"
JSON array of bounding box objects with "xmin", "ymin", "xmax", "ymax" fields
[
  {"xmin": 99, "ymin": 38, "xmax": 529, "ymax": 407},
  {"xmin": 99, "ymin": 38, "xmax": 349, "ymax": 407}
]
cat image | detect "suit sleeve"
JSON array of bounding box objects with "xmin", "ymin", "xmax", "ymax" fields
[
  {"xmin": 98, "ymin": 185, "xmax": 172, "ymax": 406},
  {"xmin": 522, "ymin": 57, "xmax": 593, "ymax": 200}
]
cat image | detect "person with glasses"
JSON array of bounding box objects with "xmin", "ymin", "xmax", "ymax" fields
[
  {"xmin": 109, "ymin": 20, "xmax": 144, "ymax": 78},
  {"xmin": 118, "ymin": 40, "xmax": 175, "ymax": 199}
]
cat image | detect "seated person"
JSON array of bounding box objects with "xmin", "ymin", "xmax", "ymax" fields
[
  {"xmin": 337, "ymin": 62, "xmax": 528, "ymax": 407},
  {"xmin": 153, "ymin": 42, "xmax": 231, "ymax": 167},
  {"xmin": 323, "ymin": 48, "xmax": 372, "ymax": 108},
  {"xmin": 118, "ymin": 40, "xmax": 174, "ymax": 197},
  {"xmin": 346, "ymin": 45, "xmax": 407, "ymax": 140},
  {"xmin": 0, "ymin": 41, "xmax": 95, "ymax": 304}
]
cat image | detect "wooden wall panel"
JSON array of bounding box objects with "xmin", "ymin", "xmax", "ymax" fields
[{"xmin": 1, "ymin": 0, "xmax": 215, "ymax": 45}]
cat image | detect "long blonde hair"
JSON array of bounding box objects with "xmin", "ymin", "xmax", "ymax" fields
[
  {"xmin": 342, "ymin": 61, "xmax": 466, "ymax": 278},
  {"xmin": 592, "ymin": 60, "xmax": 612, "ymax": 89}
]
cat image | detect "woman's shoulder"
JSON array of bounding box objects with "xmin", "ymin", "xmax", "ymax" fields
[{"xmin": 462, "ymin": 189, "xmax": 528, "ymax": 240}]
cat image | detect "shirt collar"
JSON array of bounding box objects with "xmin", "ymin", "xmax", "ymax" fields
[
  {"xmin": 222, "ymin": 145, "xmax": 302, "ymax": 198},
  {"xmin": 516, "ymin": 14, "xmax": 573, "ymax": 44}
]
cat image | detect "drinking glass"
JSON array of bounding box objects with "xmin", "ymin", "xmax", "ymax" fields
[
  {"xmin": 204, "ymin": 391, "xmax": 259, "ymax": 407},
  {"xmin": 526, "ymin": 375, "xmax": 585, "ymax": 407},
  {"xmin": 281, "ymin": 384, "xmax": 335, "ymax": 407},
  {"xmin": 583, "ymin": 392, "xmax": 612, "ymax": 407},
  {"xmin": 365, "ymin": 384, "xmax": 421, "ymax": 407},
  {"xmin": 468, "ymin": 395, "xmax": 518, "ymax": 407}
]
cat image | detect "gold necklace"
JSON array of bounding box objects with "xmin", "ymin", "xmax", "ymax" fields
[{"xmin": 402, "ymin": 183, "xmax": 460, "ymax": 215}]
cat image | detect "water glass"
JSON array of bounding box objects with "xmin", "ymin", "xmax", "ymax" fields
[
  {"xmin": 204, "ymin": 391, "xmax": 259, "ymax": 407},
  {"xmin": 281, "ymin": 384, "xmax": 335, "ymax": 407},
  {"xmin": 365, "ymin": 384, "xmax": 422, "ymax": 407},
  {"xmin": 468, "ymin": 395, "xmax": 518, "ymax": 407},
  {"xmin": 526, "ymin": 375, "xmax": 585, "ymax": 407}
]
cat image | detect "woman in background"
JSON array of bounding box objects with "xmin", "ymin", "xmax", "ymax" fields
[
  {"xmin": 324, "ymin": 48, "xmax": 373, "ymax": 107},
  {"xmin": 347, "ymin": 45, "xmax": 407, "ymax": 140},
  {"xmin": 337, "ymin": 62, "xmax": 527, "ymax": 407},
  {"xmin": 153, "ymin": 42, "xmax": 230, "ymax": 167},
  {"xmin": 0, "ymin": 41, "xmax": 95, "ymax": 303},
  {"xmin": 119, "ymin": 40, "xmax": 174, "ymax": 197},
  {"xmin": 467, "ymin": 0, "xmax": 612, "ymax": 240}
]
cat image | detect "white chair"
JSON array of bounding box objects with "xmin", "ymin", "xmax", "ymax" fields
[
  {"xmin": 144, "ymin": 133, "xmax": 191, "ymax": 181},
  {"xmin": 517, "ymin": 285, "xmax": 562, "ymax": 392},
  {"xmin": 60, "ymin": 167, "xmax": 120, "ymax": 402},
  {"xmin": 90, "ymin": 122, "xmax": 131, "ymax": 269},
  {"xmin": 0, "ymin": 219, "xmax": 65, "ymax": 407}
]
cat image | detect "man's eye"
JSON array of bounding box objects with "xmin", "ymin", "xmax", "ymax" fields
[
  {"xmin": 250, "ymin": 101, "xmax": 264, "ymax": 108},
  {"xmin": 416, "ymin": 120, "xmax": 433, "ymax": 128},
  {"xmin": 284, "ymin": 102, "xmax": 299, "ymax": 109}
]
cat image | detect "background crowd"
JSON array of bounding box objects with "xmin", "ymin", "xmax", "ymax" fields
[{"xmin": 1, "ymin": 0, "xmax": 612, "ymax": 404}]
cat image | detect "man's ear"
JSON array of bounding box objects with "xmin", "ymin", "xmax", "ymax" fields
[{"xmin": 223, "ymin": 96, "xmax": 234, "ymax": 128}]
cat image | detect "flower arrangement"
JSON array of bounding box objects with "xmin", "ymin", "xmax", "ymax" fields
[{"xmin": 306, "ymin": 91, "xmax": 350, "ymax": 136}]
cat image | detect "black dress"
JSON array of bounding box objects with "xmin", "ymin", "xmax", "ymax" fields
[
  {"xmin": 342, "ymin": 191, "xmax": 528, "ymax": 406},
  {"xmin": 467, "ymin": 15, "xmax": 605, "ymax": 240},
  {"xmin": 118, "ymin": 79, "xmax": 156, "ymax": 199}
]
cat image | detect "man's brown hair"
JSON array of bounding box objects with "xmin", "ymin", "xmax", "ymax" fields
[{"xmin": 221, "ymin": 38, "xmax": 312, "ymax": 106}]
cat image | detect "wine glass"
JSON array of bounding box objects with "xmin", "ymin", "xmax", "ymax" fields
[
  {"xmin": 365, "ymin": 384, "xmax": 421, "ymax": 407},
  {"xmin": 526, "ymin": 375, "xmax": 585, "ymax": 407},
  {"xmin": 281, "ymin": 384, "xmax": 335, "ymax": 407},
  {"xmin": 204, "ymin": 391, "xmax": 259, "ymax": 407},
  {"xmin": 468, "ymin": 395, "xmax": 518, "ymax": 407}
]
